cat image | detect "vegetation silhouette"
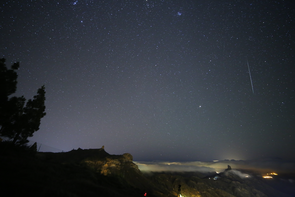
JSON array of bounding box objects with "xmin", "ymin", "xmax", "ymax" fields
[{"xmin": 0, "ymin": 58, "xmax": 46, "ymax": 144}]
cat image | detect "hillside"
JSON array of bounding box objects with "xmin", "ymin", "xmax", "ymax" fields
[
  {"xmin": 1, "ymin": 143, "xmax": 294, "ymax": 197},
  {"xmin": 0, "ymin": 143, "xmax": 170, "ymax": 197}
]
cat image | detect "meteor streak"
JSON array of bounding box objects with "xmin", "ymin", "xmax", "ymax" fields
[{"xmin": 247, "ymin": 60, "xmax": 254, "ymax": 94}]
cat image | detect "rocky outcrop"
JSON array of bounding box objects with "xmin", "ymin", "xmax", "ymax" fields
[
  {"xmin": 81, "ymin": 151, "xmax": 160, "ymax": 192},
  {"xmin": 42, "ymin": 148, "xmax": 161, "ymax": 194},
  {"xmin": 40, "ymin": 147, "xmax": 139, "ymax": 177},
  {"xmin": 83, "ymin": 153, "xmax": 140, "ymax": 176}
]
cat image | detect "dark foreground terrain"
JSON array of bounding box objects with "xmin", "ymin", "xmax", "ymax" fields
[{"xmin": 1, "ymin": 142, "xmax": 294, "ymax": 197}]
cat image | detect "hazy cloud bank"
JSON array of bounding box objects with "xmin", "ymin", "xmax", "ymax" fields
[{"xmin": 135, "ymin": 159, "xmax": 295, "ymax": 173}]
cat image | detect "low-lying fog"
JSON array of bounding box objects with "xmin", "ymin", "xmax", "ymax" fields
[{"xmin": 135, "ymin": 158, "xmax": 295, "ymax": 174}]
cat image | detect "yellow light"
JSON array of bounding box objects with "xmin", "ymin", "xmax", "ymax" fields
[
  {"xmin": 263, "ymin": 176, "xmax": 273, "ymax": 179},
  {"xmin": 266, "ymin": 172, "xmax": 278, "ymax": 176}
]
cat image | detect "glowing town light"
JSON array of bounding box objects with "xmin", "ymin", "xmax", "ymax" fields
[
  {"xmin": 262, "ymin": 175, "xmax": 273, "ymax": 179},
  {"xmin": 267, "ymin": 172, "xmax": 278, "ymax": 176}
]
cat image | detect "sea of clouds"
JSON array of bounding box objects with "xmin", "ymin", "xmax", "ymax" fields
[{"xmin": 135, "ymin": 158, "xmax": 295, "ymax": 174}]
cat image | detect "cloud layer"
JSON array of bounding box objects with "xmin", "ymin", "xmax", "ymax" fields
[{"xmin": 135, "ymin": 159, "xmax": 295, "ymax": 173}]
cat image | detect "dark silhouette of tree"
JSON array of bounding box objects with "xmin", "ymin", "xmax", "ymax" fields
[{"xmin": 0, "ymin": 58, "xmax": 46, "ymax": 144}]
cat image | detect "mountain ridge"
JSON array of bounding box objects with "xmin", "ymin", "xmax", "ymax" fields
[{"xmin": 1, "ymin": 143, "xmax": 294, "ymax": 197}]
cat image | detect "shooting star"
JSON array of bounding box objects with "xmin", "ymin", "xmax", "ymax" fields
[{"xmin": 247, "ymin": 60, "xmax": 254, "ymax": 94}]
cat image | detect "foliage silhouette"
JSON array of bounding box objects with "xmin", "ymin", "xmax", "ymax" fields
[{"xmin": 0, "ymin": 58, "xmax": 46, "ymax": 144}]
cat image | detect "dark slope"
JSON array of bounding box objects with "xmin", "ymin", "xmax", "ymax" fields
[
  {"xmin": 0, "ymin": 144, "xmax": 160, "ymax": 197},
  {"xmin": 1, "ymin": 142, "xmax": 294, "ymax": 197}
]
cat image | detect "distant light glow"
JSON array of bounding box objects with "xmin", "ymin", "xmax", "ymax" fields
[
  {"xmin": 267, "ymin": 172, "xmax": 278, "ymax": 176},
  {"xmin": 263, "ymin": 176, "xmax": 273, "ymax": 179}
]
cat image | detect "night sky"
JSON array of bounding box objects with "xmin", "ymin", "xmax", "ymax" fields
[{"xmin": 1, "ymin": 0, "xmax": 295, "ymax": 161}]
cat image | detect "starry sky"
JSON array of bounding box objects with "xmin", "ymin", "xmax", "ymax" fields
[{"xmin": 1, "ymin": 0, "xmax": 295, "ymax": 161}]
